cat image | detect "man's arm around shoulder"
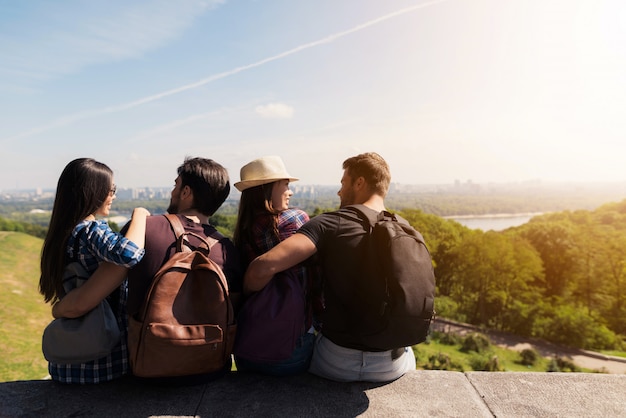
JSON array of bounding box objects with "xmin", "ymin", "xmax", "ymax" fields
[{"xmin": 244, "ymin": 233, "xmax": 317, "ymax": 294}]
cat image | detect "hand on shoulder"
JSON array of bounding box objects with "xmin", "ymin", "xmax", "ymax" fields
[{"xmin": 132, "ymin": 207, "xmax": 151, "ymax": 218}]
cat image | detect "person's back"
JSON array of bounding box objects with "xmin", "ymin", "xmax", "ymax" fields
[
  {"xmin": 39, "ymin": 158, "xmax": 149, "ymax": 384},
  {"xmin": 125, "ymin": 214, "xmax": 242, "ymax": 317},
  {"xmin": 297, "ymin": 205, "xmax": 418, "ymax": 382},
  {"xmin": 297, "ymin": 205, "xmax": 382, "ymax": 349},
  {"xmin": 124, "ymin": 158, "xmax": 243, "ymax": 384},
  {"xmin": 231, "ymin": 156, "xmax": 319, "ymax": 376}
]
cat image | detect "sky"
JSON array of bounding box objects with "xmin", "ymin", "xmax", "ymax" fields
[{"xmin": 1, "ymin": 0, "xmax": 625, "ymax": 190}]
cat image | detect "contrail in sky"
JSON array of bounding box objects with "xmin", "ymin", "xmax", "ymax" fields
[{"xmin": 5, "ymin": 0, "xmax": 447, "ymax": 142}]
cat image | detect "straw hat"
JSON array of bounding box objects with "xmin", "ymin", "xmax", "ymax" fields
[{"xmin": 234, "ymin": 156, "xmax": 299, "ymax": 192}]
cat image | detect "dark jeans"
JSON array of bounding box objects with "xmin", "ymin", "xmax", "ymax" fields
[{"xmin": 235, "ymin": 332, "xmax": 315, "ymax": 377}]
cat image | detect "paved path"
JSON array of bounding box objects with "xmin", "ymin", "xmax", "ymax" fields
[{"xmin": 432, "ymin": 318, "xmax": 626, "ymax": 374}]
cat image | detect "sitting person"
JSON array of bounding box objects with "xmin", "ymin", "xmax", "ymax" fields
[
  {"xmin": 232, "ymin": 156, "xmax": 321, "ymax": 376},
  {"xmin": 40, "ymin": 158, "xmax": 149, "ymax": 384}
]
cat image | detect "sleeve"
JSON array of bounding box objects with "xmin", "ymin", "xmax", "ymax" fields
[
  {"xmin": 297, "ymin": 212, "xmax": 336, "ymax": 249},
  {"xmin": 84, "ymin": 221, "xmax": 145, "ymax": 268},
  {"xmin": 277, "ymin": 208, "xmax": 310, "ymax": 241}
]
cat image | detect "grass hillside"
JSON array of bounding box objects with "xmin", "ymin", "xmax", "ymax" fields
[{"xmin": 0, "ymin": 232, "xmax": 50, "ymax": 382}]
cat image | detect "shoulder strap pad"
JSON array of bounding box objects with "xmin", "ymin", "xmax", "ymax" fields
[
  {"xmin": 348, "ymin": 204, "xmax": 398, "ymax": 227},
  {"xmin": 163, "ymin": 214, "xmax": 216, "ymax": 253},
  {"xmin": 164, "ymin": 214, "xmax": 185, "ymax": 239}
]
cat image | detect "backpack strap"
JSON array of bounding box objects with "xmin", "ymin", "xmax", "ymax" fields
[
  {"xmin": 348, "ymin": 204, "xmax": 398, "ymax": 229},
  {"xmin": 165, "ymin": 213, "xmax": 185, "ymax": 239},
  {"xmin": 163, "ymin": 214, "xmax": 219, "ymax": 252}
]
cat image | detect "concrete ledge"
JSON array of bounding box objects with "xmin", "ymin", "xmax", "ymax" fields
[{"xmin": 1, "ymin": 371, "xmax": 625, "ymax": 417}]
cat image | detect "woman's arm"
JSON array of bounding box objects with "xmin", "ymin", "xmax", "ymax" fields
[
  {"xmin": 124, "ymin": 207, "xmax": 150, "ymax": 248},
  {"xmin": 52, "ymin": 262, "xmax": 128, "ymax": 318},
  {"xmin": 53, "ymin": 209, "xmax": 150, "ymax": 318},
  {"xmin": 86, "ymin": 208, "xmax": 150, "ymax": 267}
]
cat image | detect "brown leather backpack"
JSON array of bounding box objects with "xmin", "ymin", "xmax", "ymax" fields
[{"xmin": 128, "ymin": 214, "xmax": 236, "ymax": 378}]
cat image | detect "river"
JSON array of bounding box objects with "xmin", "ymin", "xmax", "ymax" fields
[{"xmin": 446, "ymin": 213, "xmax": 542, "ymax": 231}]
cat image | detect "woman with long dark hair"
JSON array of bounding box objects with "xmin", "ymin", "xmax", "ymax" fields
[
  {"xmin": 232, "ymin": 156, "xmax": 321, "ymax": 376},
  {"xmin": 39, "ymin": 157, "xmax": 149, "ymax": 383}
]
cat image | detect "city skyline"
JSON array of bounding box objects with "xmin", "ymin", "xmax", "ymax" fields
[{"xmin": 1, "ymin": 0, "xmax": 625, "ymax": 190}]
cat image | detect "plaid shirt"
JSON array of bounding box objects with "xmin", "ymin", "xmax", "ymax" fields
[
  {"xmin": 49, "ymin": 219, "xmax": 144, "ymax": 384},
  {"xmin": 67, "ymin": 219, "xmax": 145, "ymax": 272},
  {"xmin": 246, "ymin": 209, "xmax": 310, "ymax": 260}
]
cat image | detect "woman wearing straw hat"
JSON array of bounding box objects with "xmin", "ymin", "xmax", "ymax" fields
[{"xmin": 232, "ymin": 156, "xmax": 320, "ymax": 376}]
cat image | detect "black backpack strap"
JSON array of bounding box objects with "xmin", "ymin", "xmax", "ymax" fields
[
  {"xmin": 345, "ymin": 204, "xmax": 374, "ymax": 229},
  {"xmin": 346, "ymin": 204, "xmax": 399, "ymax": 229}
]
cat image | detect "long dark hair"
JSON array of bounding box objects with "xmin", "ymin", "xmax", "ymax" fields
[
  {"xmin": 233, "ymin": 182, "xmax": 280, "ymax": 263},
  {"xmin": 39, "ymin": 158, "xmax": 113, "ymax": 303}
]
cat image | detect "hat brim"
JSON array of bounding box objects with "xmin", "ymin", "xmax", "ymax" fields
[{"xmin": 234, "ymin": 177, "xmax": 299, "ymax": 192}]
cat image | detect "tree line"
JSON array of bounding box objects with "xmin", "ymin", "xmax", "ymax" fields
[
  {"xmin": 0, "ymin": 217, "xmax": 47, "ymax": 238},
  {"xmin": 404, "ymin": 200, "xmax": 626, "ymax": 351}
]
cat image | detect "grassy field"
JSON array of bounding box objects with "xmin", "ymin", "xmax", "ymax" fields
[{"xmin": 0, "ymin": 232, "xmax": 51, "ymax": 382}]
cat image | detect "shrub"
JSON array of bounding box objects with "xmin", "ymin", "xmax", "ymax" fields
[
  {"xmin": 547, "ymin": 356, "xmax": 581, "ymax": 372},
  {"xmin": 469, "ymin": 353, "xmax": 503, "ymax": 371},
  {"xmin": 519, "ymin": 348, "xmax": 539, "ymax": 366},
  {"xmin": 431, "ymin": 331, "xmax": 462, "ymax": 346},
  {"xmin": 423, "ymin": 353, "xmax": 464, "ymax": 371},
  {"xmin": 460, "ymin": 333, "xmax": 491, "ymax": 354}
]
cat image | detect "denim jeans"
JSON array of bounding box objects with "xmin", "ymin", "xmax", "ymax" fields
[
  {"xmin": 308, "ymin": 334, "xmax": 416, "ymax": 382},
  {"xmin": 235, "ymin": 332, "xmax": 315, "ymax": 377}
]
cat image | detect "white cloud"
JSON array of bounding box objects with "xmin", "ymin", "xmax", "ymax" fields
[{"xmin": 255, "ymin": 103, "xmax": 295, "ymax": 119}]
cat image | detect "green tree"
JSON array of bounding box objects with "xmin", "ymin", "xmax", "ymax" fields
[
  {"xmin": 520, "ymin": 218, "xmax": 580, "ymax": 297},
  {"xmin": 532, "ymin": 303, "xmax": 618, "ymax": 350}
]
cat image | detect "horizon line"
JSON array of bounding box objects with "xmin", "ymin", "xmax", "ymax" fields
[{"xmin": 3, "ymin": 179, "xmax": 626, "ymax": 193}]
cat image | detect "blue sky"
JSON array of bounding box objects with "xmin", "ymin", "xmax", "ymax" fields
[{"xmin": 1, "ymin": 0, "xmax": 625, "ymax": 190}]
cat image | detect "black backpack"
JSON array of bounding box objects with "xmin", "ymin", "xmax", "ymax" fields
[{"xmin": 351, "ymin": 205, "xmax": 436, "ymax": 350}]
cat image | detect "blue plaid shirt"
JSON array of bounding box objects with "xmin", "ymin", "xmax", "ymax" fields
[{"xmin": 49, "ymin": 219, "xmax": 145, "ymax": 384}]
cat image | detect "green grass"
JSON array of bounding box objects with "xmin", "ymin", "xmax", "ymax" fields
[
  {"xmin": 0, "ymin": 232, "xmax": 51, "ymax": 382},
  {"xmin": 601, "ymin": 350, "xmax": 626, "ymax": 359},
  {"xmin": 414, "ymin": 333, "xmax": 557, "ymax": 372}
]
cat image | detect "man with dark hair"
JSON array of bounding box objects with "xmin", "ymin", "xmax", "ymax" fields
[
  {"xmin": 53, "ymin": 157, "xmax": 243, "ymax": 382},
  {"xmin": 125, "ymin": 157, "xmax": 242, "ymax": 317},
  {"xmin": 245, "ymin": 152, "xmax": 418, "ymax": 382},
  {"xmin": 169, "ymin": 157, "xmax": 231, "ymax": 216}
]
